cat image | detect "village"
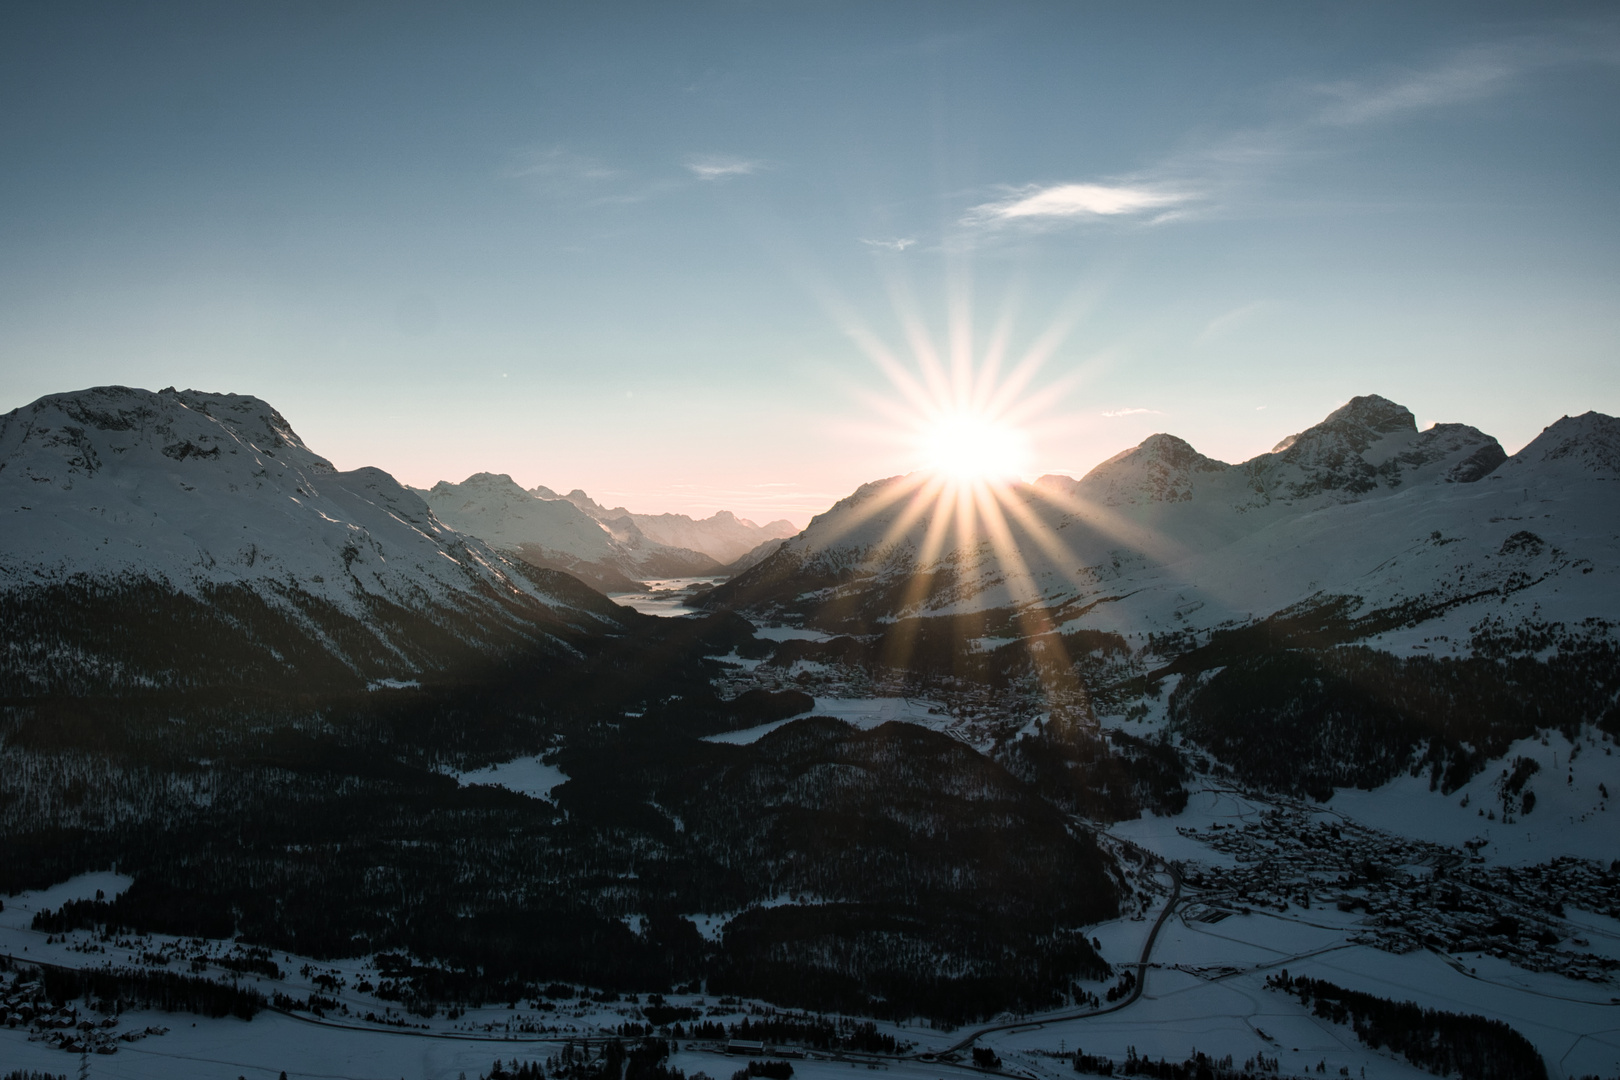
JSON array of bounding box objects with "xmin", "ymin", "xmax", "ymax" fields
[{"xmin": 1173, "ymin": 803, "xmax": 1620, "ymax": 987}]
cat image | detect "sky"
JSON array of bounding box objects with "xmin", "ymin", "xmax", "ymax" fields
[{"xmin": 2, "ymin": 1, "xmax": 1617, "ymax": 525}]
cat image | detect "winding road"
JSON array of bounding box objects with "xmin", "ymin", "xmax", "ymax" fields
[{"xmin": 930, "ymin": 841, "xmax": 1185, "ymax": 1059}]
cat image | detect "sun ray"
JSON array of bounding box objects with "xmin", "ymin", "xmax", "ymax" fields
[
  {"xmin": 804, "ymin": 472, "xmax": 931, "ymax": 552},
  {"xmin": 971, "ymin": 483, "xmax": 1085, "ymax": 708},
  {"xmin": 817, "ymin": 278, "xmax": 1145, "ymax": 706},
  {"xmin": 869, "ymin": 473, "xmax": 949, "ymax": 559},
  {"xmin": 875, "ymin": 481, "xmax": 965, "ymax": 676}
]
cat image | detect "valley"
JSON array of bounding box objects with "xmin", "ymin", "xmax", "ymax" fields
[{"xmin": 1, "ymin": 387, "xmax": 1616, "ymax": 1079}]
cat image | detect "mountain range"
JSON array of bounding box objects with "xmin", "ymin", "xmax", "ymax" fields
[
  {"xmin": 3, "ymin": 383, "xmax": 1617, "ymax": 1036},
  {"xmin": 702, "ymin": 393, "xmax": 1620, "ymax": 798},
  {"xmin": 0, "ymin": 385, "xmax": 633, "ymax": 695},
  {"xmin": 705, "ymin": 394, "xmax": 1616, "ymax": 649},
  {"xmin": 535, "ymin": 485, "xmax": 797, "ymax": 566},
  {"xmin": 419, "ymin": 475, "xmax": 794, "ymax": 591}
]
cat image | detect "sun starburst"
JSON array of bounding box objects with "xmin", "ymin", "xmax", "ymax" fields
[{"xmin": 811, "ymin": 283, "xmax": 1148, "ymax": 712}]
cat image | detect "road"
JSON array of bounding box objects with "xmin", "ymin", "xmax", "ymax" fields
[{"xmin": 931, "ymin": 842, "xmax": 1185, "ymax": 1059}]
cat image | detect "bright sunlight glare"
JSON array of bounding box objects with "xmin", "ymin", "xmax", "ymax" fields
[{"xmin": 918, "ymin": 412, "xmax": 1032, "ymax": 482}]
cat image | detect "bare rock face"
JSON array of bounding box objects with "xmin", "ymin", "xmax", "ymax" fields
[{"xmin": 1241, "ymin": 395, "xmax": 1504, "ymax": 505}]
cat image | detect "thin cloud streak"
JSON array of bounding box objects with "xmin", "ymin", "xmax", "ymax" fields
[
  {"xmin": 685, "ymin": 155, "xmax": 764, "ymax": 180},
  {"xmin": 861, "ymin": 237, "xmax": 917, "ymax": 251},
  {"xmin": 1315, "ymin": 47, "xmax": 1522, "ymax": 126},
  {"xmin": 963, "ymin": 23, "xmax": 1620, "ymax": 235},
  {"xmin": 1100, "ymin": 407, "xmax": 1161, "ymax": 418},
  {"xmin": 504, "ymin": 146, "xmax": 621, "ymax": 182},
  {"xmin": 964, "ymin": 183, "xmax": 1189, "ymax": 226}
]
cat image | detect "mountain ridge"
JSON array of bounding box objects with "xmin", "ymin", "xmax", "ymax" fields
[
  {"xmin": 700, "ymin": 394, "xmax": 1611, "ymax": 655},
  {"xmin": 0, "ymin": 385, "xmax": 631, "ymax": 693}
]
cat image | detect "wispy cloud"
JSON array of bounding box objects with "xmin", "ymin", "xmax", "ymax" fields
[
  {"xmin": 685, "ymin": 155, "xmax": 764, "ymax": 180},
  {"xmin": 1101, "ymin": 407, "xmax": 1162, "ymax": 418},
  {"xmin": 963, "ymin": 24, "xmax": 1620, "ymax": 235},
  {"xmin": 860, "ymin": 237, "xmax": 917, "ymax": 251},
  {"xmin": 504, "ymin": 146, "xmax": 621, "ymax": 183},
  {"xmin": 965, "ymin": 183, "xmax": 1189, "ymax": 227},
  {"xmin": 1315, "ymin": 46, "xmax": 1527, "ymax": 126}
]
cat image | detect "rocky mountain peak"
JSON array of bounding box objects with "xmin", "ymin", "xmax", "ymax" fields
[
  {"xmin": 1077, "ymin": 432, "xmax": 1229, "ymax": 506},
  {"xmin": 1320, "ymin": 394, "xmax": 1418, "ymax": 437},
  {"xmin": 0, "ymin": 385, "xmax": 331, "ymax": 490},
  {"xmin": 1500, "ymin": 411, "xmax": 1620, "ymax": 478}
]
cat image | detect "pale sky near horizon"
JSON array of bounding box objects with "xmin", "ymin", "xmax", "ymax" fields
[{"xmin": 2, "ymin": 2, "xmax": 1617, "ymax": 525}]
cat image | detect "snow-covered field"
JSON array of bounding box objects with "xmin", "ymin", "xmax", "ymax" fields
[
  {"xmin": 6, "ymin": 750, "xmax": 1620, "ymax": 1080},
  {"xmin": 449, "ymin": 757, "xmax": 570, "ymax": 801},
  {"xmin": 1324, "ymin": 727, "xmax": 1619, "ymax": 866}
]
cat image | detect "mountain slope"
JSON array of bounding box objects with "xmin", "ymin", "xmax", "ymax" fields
[
  {"xmin": 541, "ymin": 486, "xmax": 799, "ymax": 565},
  {"xmin": 702, "ymin": 395, "xmax": 1612, "ymax": 651},
  {"xmin": 423, "ymin": 474, "xmax": 720, "ymax": 586},
  {"xmin": 700, "ymin": 395, "xmax": 1620, "ymax": 803},
  {"xmin": 0, "ymin": 386, "xmax": 628, "ymax": 695}
]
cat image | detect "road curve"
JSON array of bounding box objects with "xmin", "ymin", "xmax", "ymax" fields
[{"xmin": 932, "ymin": 844, "xmax": 1184, "ymax": 1058}]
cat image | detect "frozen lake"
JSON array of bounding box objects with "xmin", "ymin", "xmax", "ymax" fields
[{"xmin": 607, "ymin": 576, "xmax": 724, "ymax": 617}]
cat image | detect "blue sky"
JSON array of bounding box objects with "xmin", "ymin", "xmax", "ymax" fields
[{"xmin": 2, "ymin": 2, "xmax": 1617, "ymax": 522}]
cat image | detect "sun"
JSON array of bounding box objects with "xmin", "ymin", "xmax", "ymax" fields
[{"xmin": 917, "ymin": 411, "xmax": 1031, "ymax": 483}]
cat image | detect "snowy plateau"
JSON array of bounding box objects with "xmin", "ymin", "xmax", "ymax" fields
[{"xmin": 2, "ymin": 387, "xmax": 1619, "ymax": 1080}]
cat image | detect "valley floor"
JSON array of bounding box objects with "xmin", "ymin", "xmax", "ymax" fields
[{"xmin": 5, "ymin": 762, "xmax": 1617, "ymax": 1080}]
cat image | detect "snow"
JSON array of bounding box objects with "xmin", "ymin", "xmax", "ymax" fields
[
  {"xmin": 451, "ymin": 757, "xmax": 569, "ymax": 801},
  {"xmin": 0, "ymin": 870, "xmax": 133, "ymax": 931},
  {"xmin": 608, "ymin": 577, "xmax": 725, "ymax": 617},
  {"xmin": 422, "ymin": 472, "xmax": 622, "ymax": 565},
  {"xmin": 4, "ymin": 856, "xmax": 1617, "ymax": 1078},
  {"xmin": 1324, "ymin": 726, "xmax": 1620, "ymax": 866},
  {"xmin": 0, "ymin": 386, "xmax": 603, "ymax": 642},
  {"xmin": 753, "ymin": 398, "xmax": 1620, "ymax": 662},
  {"xmin": 703, "ymin": 696, "xmax": 953, "ymax": 745},
  {"xmin": 752, "ymin": 625, "xmax": 833, "ymax": 643},
  {"xmin": 554, "ymin": 489, "xmax": 798, "ymax": 565}
]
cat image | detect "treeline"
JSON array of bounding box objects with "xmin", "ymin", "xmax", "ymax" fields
[
  {"xmin": 0, "ymin": 574, "xmax": 610, "ymax": 697},
  {"xmin": 1006, "ymin": 721, "xmax": 1188, "ymax": 820},
  {"xmin": 36, "ymin": 963, "xmax": 265, "ymax": 1020},
  {"xmin": 714, "ymin": 1015, "xmax": 901, "ymax": 1054},
  {"xmin": 483, "ymin": 1061, "xmax": 547, "ymax": 1080},
  {"xmin": 732, "ymin": 608, "xmax": 1183, "ymax": 822},
  {"xmin": 1072, "ymin": 1047, "xmax": 1277, "ymax": 1080},
  {"xmin": 5, "ymin": 716, "xmax": 1118, "ymax": 1022},
  {"xmin": 3, "ymin": 569, "xmax": 1134, "ymax": 1024},
  {"xmin": 1267, "ymin": 972, "xmax": 1546, "ymax": 1080},
  {"xmin": 1165, "ymin": 619, "xmax": 1620, "ymax": 798}
]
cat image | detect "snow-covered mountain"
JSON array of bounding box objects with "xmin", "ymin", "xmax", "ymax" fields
[
  {"xmin": 704, "ymin": 395, "xmax": 1617, "ymax": 652},
  {"xmin": 702, "ymin": 394, "xmax": 1620, "ymax": 806},
  {"xmin": 0, "ymin": 386, "xmax": 629, "ymax": 695},
  {"xmin": 536, "ymin": 486, "xmax": 799, "ymax": 565},
  {"xmin": 422, "ymin": 475, "xmax": 721, "ymax": 587},
  {"xmin": 717, "ymin": 536, "xmax": 791, "ymax": 576}
]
